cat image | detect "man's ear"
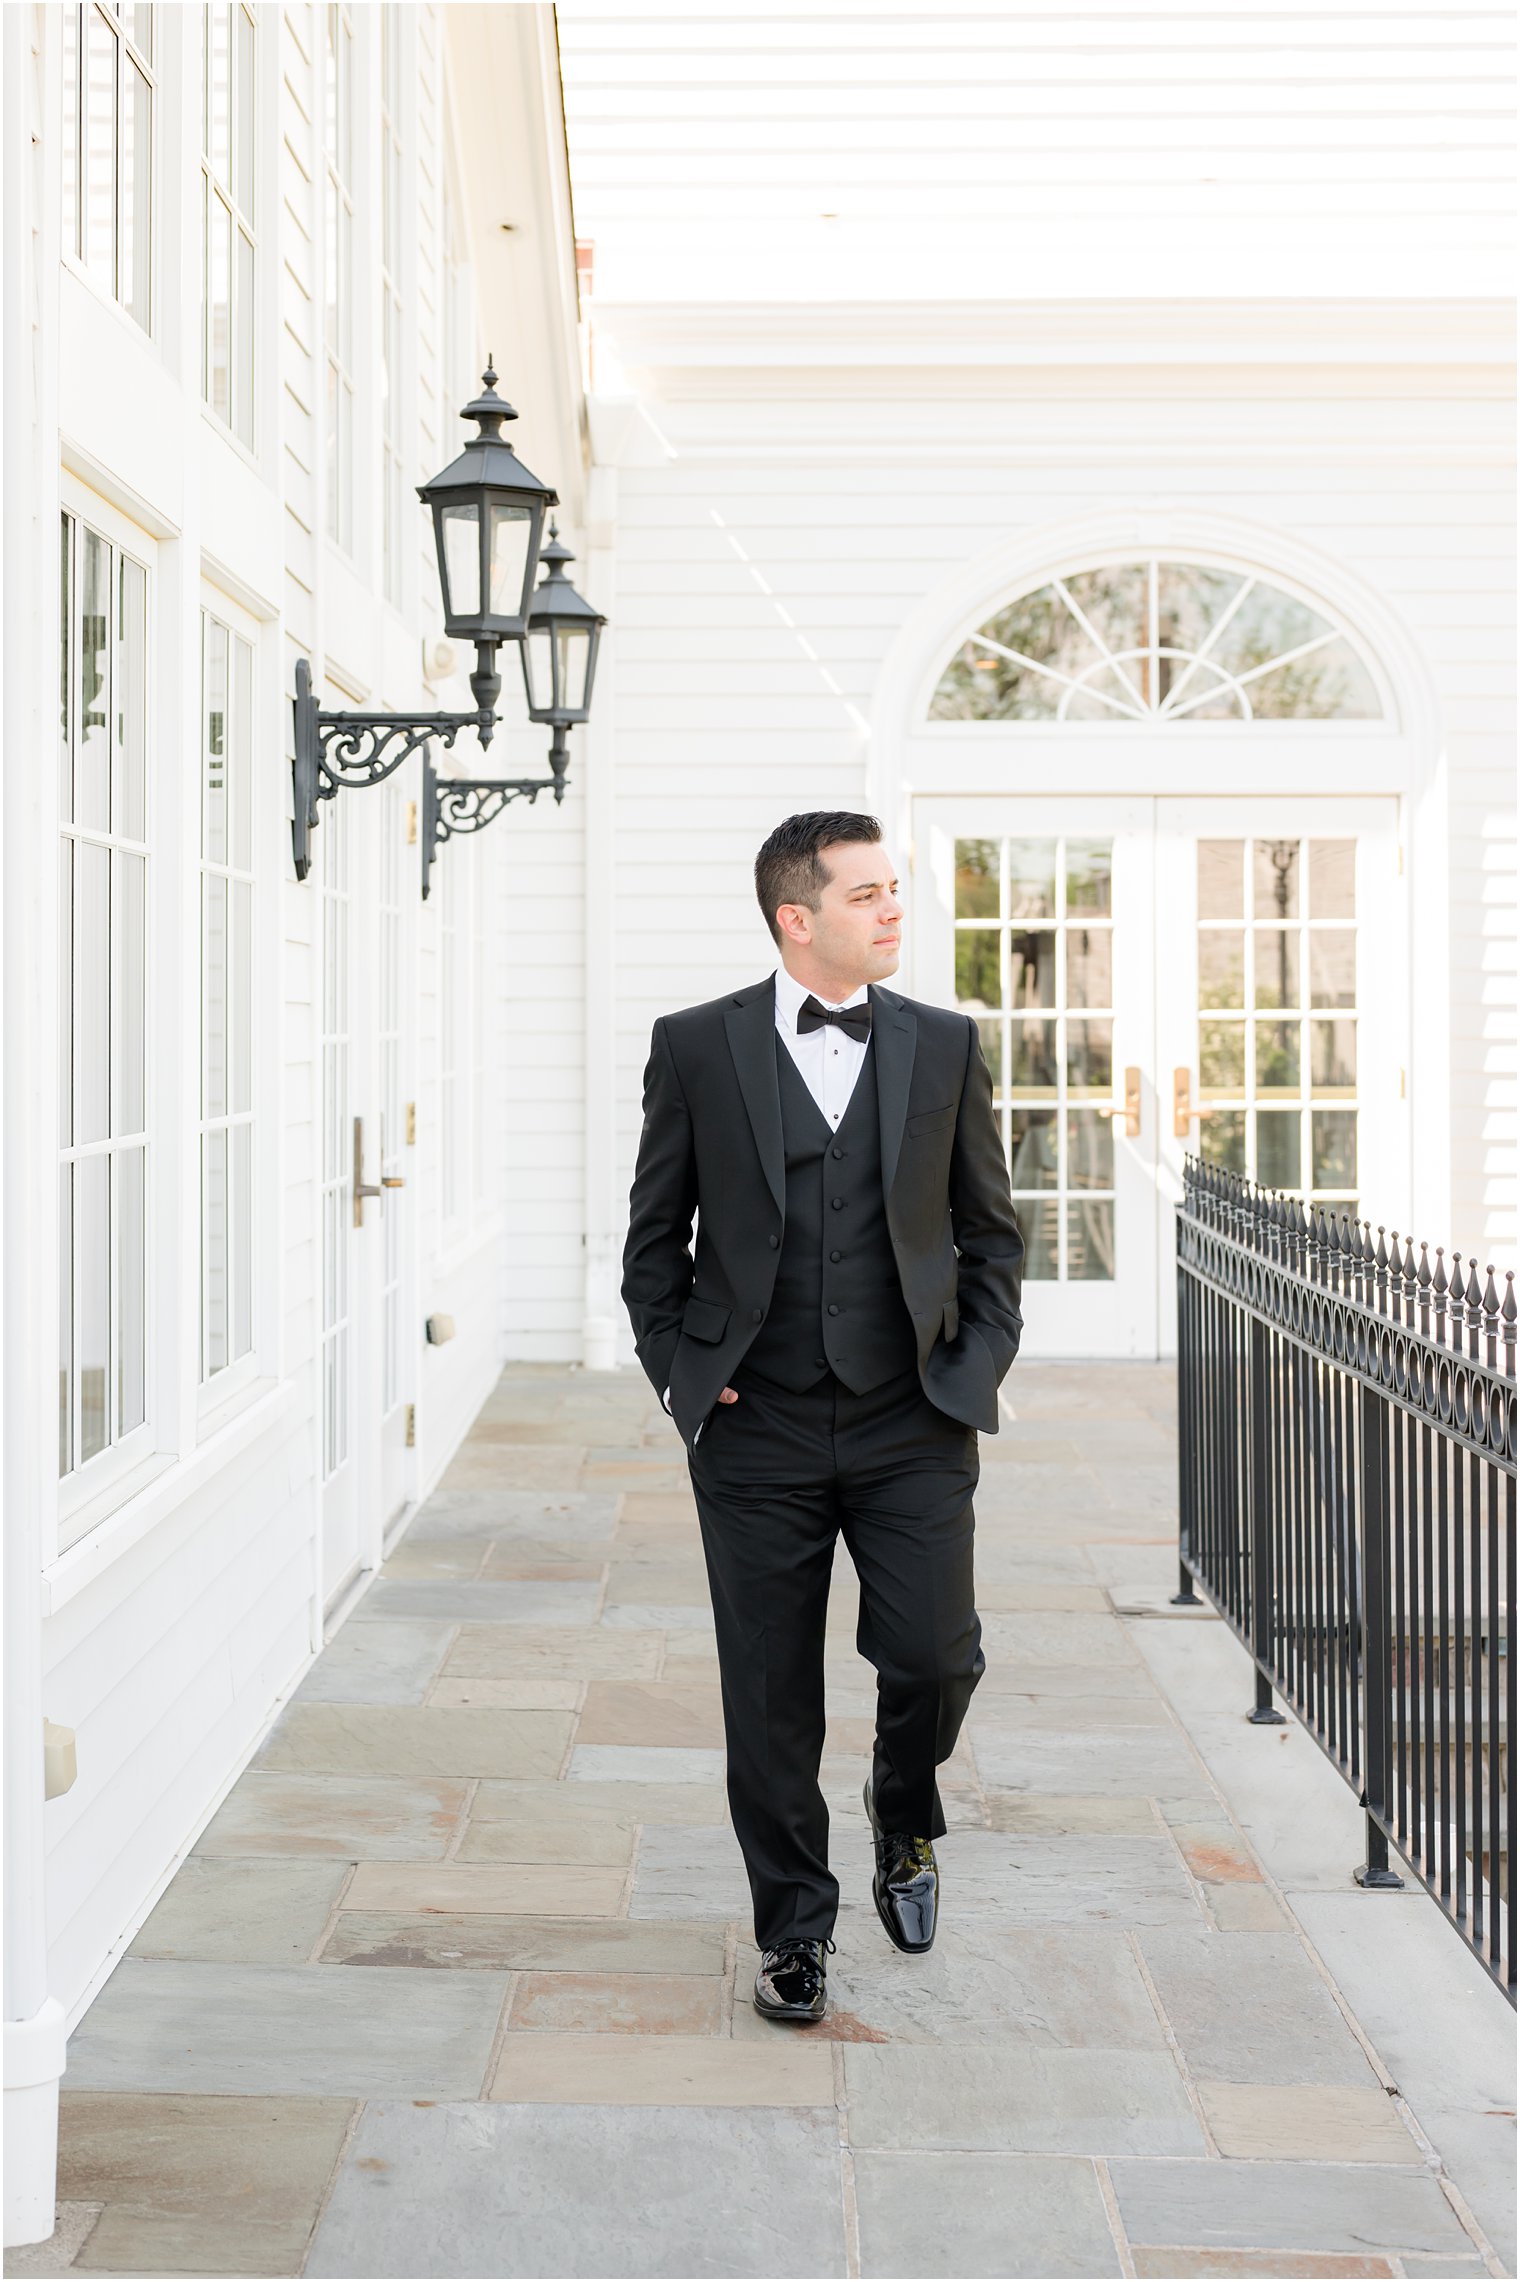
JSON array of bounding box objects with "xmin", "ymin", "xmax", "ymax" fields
[{"xmin": 776, "ymin": 902, "xmax": 811, "ymax": 946}]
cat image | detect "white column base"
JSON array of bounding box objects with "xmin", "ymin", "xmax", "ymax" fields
[
  {"xmin": 581, "ymin": 1315, "xmax": 619, "ymax": 1373},
  {"xmin": 4, "ymin": 1999, "xmax": 67, "ymax": 2247}
]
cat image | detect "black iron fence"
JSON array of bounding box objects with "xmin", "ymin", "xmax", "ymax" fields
[{"xmin": 1175, "ymin": 1160, "xmax": 1517, "ymax": 2001}]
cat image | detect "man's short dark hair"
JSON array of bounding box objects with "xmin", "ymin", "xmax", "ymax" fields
[{"xmin": 754, "ymin": 811, "xmax": 883, "ymax": 947}]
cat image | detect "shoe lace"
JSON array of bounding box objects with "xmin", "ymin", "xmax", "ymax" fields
[
  {"xmin": 768, "ymin": 1935, "xmax": 836, "ymax": 1964},
  {"xmin": 886, "ymin": 1833, "xmax": 935, "ymax": 1875}
]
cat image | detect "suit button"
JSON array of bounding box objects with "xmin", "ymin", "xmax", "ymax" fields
[
  {"xmin": 831, "ymin": 1198, "xmax": 844, "ymax": 1210},
  {"xmin": 830, "ymin": 1146, "xmax": 845, "ymax": 1160},
  {"xmin": 827, "ymin": 1304, "xmax": 840, "ymax": 1317},
  {"xmin": 813, "ymin": 1358, "xmax": 826, "ymax": 1369},
  {"xmin": 751, "ymin": 1308, "xmax": 764, "ymax": 1324},
  {"xmin": 829, "ymin": 1250, "xmax": 842, "ymax": 1262},
  {"xmin": 768, "ymin": 1234, "xmax": 779, "ymax": 1248}
]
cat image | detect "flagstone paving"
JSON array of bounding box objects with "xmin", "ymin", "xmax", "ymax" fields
[{"xmin": 11, "ymin": 1365, "xmax": 1505, "ymax": 2279}]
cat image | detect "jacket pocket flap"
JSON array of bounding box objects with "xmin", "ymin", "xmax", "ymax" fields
[
  {"xmin": 942, "ymin": 1298, "xmax": 960, "ymax": 1341},
  {"xmin": 682, "ymin": 1296, "xmax": 732, "ymax": 1343},
  {"xmin": 906, "ymin": 1103, "xmax": 956, "ymax": 1138}
]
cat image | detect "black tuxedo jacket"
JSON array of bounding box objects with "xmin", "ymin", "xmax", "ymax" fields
[{"xmin": 622, "ymin": 975, "xmax": 1024, "ymax": 1448}]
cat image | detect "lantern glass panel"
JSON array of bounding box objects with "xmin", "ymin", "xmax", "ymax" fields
[
  {"xmin": 488, "ymin": 501, "xmax": 533, "ymax": 619},
  {"xmin": 557, "ymin": 625, "xmax": 591, "ymax": 711},
  {"xmin": 440, "ymin": 503, "xmax": 480, "ymax": 619},
  {"xmin": 522, "ymin": 622, "xmax": 553, "ymax": 712}
]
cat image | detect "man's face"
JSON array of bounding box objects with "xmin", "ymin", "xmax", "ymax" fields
[{"xmin": 779, "ymin": 839, "xmax": 904, "ymax": 985}]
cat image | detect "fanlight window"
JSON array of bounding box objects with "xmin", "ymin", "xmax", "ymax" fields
[{"xmin": 930, "ymin": 560, "xmax": 1384, "ymax": 724}]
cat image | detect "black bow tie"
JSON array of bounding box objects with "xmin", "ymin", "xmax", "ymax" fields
[{"xmin": 797, "ymin": 995, "xmax": 872, "ymax": 1043}]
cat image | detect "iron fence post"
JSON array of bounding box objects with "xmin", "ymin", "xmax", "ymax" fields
[
  {"xmin": 1356, "ymin": 1377, "xmax": 1405, "ymax": 1888},
  {"xmin": 1247, "ymin": 1310, "xmax": 1288, "ymax": 1724}
]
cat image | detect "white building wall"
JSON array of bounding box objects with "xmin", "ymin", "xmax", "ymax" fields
[
  {"xmin": 2, "ymin": 0, "xmax": 586, "ymax": 2048},
  {"xmin": 584, "ymin": 309, "xmax": 1515, "ymax": 1334}
]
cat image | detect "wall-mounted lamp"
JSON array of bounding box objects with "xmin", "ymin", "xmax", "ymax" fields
[
  {"xmin": 291, "ymin": 363, "xmax": 593, "ymax": 895},
  {"xmin": 419, "ymin": 525, "xmax": 607, "ymax": 899}
]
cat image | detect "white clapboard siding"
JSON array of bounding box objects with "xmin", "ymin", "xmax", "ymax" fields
[{"xmin": 587, "ymin": 344, "xmax": 1515, "ymax": 1305}]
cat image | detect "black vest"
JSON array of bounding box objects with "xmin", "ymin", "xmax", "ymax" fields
[{"xmin": 742, "ymin": 1033, "xmax": 919, "ymax": 1395}]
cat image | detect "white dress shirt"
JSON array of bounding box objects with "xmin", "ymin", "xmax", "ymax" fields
[
  {"xmin": 666, "ymin": 970, "xmax": 873, "ymax": 1430},
  {"xmin": 772, "ymin": 964, "xmax": 871, "ymax": 1125}
]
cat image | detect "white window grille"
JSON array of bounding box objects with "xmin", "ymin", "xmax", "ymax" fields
[
  {"xmin": 61, "ymin": 2, "xmax": 155, "ymax": 333},
  {"xmin": 201, "ymin": 3, "xmax": 256, "ymax": 448},
  {"xmin": 931, "ymin": 561, "xmax": 1386, "ymax": 724},
  {"xmin": 324, "ymin": 2, "xmax": 355, "ymax": 550},
  {"xmin": 58, "ymin": 511, "xmax": 150, "ymax": 1485},
  {"xmin": 199, "ymin": 610, "xmax": 255, "ymax": 1381}
]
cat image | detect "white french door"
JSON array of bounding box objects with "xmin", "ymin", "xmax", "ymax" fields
[
  {"xmin": 914, "ymin": 794, "xmax": 1404, "ymax": 1359},
  {"xmin": 318, "ymin": 785, "xmax": 416, "ymax": 1609}
]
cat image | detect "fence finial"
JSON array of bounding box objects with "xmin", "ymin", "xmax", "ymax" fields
[{"xmin": 1503, "ymin": 1271, "xmax": 1517, "ymax": 1381}]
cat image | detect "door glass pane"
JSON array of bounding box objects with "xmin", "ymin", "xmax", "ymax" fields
[
  {"xmin": 203, "ymin": 1125, "xmax": 228, "ymax": 1373},
  {"xmin": 955, "ymin": 833, "xmax": 1118, "ymax": 1281},
  {"xmin": 232, "ymin": 1117, "xmax": 253, "ymax": 1360},
  {"xmin": 114, "ymin": 850, "xmax": 146, "ymax": 1135},
  {"xmin": 75, "ymin": 841, "xmax": 110, "ymax": 1145},
  {"xmin": 77, "ymin": 1149, "xmax": 110, "ymax": 1462},
  {"xmin": 59, "ymin": 1165, "xmax": 73, "ymax": 1476},
  {"xmin": 1253, "ymin": 838, "xmax": 1300, "ymax": 919},
  {"xmin": 117, "ymin": 1144, "xmax": 146, "ymax": 1432},
  {"xmin": 953, "ymin": 839, "xmax": 998, "ymax": 919},
  {"xmin": 116, "ymin": 556, "xmax": 147, "ymax": 838},
  {"xmin": 1194, "ymin": 835, "xmax": 1360, "ymax": 1207},
  {"xmin": 77, "ymin": 530, "xmax": 112, "ymax": 829}
]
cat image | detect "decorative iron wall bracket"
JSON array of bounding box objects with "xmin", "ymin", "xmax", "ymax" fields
[
  {"xmin": 291, "ymin": 658, "xmax": 495, "ymax": 880},
  {"xmin": 419, "ymin": 728, "xmax": 571, "ymax": 899}
]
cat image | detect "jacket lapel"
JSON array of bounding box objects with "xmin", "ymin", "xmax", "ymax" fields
[
  {"xmin": 723, "ymin": 978, "xmax": 785, "ymax": 1217},
  {"xmin": 871, "ymin": 983, "xmax": 917, "ymax": 1200}
]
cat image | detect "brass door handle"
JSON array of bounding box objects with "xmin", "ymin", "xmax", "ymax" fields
[
  {"xmin": 1094, "ymin": 1066, "xmax": 1142, "ymax": 1137},
  {"xmin": 1172, "ymin": 1068, "xmax": 1222, "ymax": 1139},
  {"xmin": 353, "ymin": 1116, "xmax": 383, "ymax": 1225},
  {"xmin": 380, "ymin": 1175, "xmax": 406, "ymax": 1189}
]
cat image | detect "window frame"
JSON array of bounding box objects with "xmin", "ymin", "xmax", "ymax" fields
[
  {"xmin": 195, "ymin": 600, "xmax": 261, "ymax": 1416},
  {"xmin": 200, "ymin": 1, "xmax": 258, "ymax": 451},
  {"xmin": 56, "ymin": 493, "xmax": 158, "ymax": 1544},
  {"xmin": 924, "ymin": 553, "xmax": 1397, "ymax": 733},
  {"xmin": 60, "ymin": 1, "xmax": 158, "ymax": 338},
  {"xmin": 323, "ymin": 0, "xmax": 357, "ymax": 553}
]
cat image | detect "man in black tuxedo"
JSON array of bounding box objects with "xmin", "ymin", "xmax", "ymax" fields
[{"xmin": 622, "ymin": 812, "xmax": 1023, "ymax": 2022}]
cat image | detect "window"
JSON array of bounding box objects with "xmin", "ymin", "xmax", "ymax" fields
[
  {"xmin": 200, "ymin": 611, "xmax": 255, "ymax": 1382},
  {"xmin": 320, "ymin": 804, "xmax": 351, "ymax": 1479},
  {"xmin": 953, "ymin": 834, "xmax": 1116, "ymax": 1281},
  {"xmin": 59, "ymin": 511, "xmax": 150, "ymax": 1484},
  {"xmin": 324, "ymin": 3, "xmax": 355, "ymax": 549},
  {"xmin": 379, "ymin": 10, "xmax": 405, "ymax": 605},
  {"xmin": 931, "ymin": 561, "xmax": 1385, "ymax": 723},
  {"xmin": 1195, "ymin": 836, "xmax": 1361, "ymax": 1214},
  {"xmin": 202, "ymin": 3, "xmax": 256, "ymax": 447},
  {"xmin": 61, "ymin": 2, "xmax": 155, "ymax": 332}
]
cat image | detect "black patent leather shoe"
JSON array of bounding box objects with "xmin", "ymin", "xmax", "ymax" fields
[
  {"xmin": 864, "ymin": 1776, "xmax": 939, "ymax": 1953},
  {"xmin": 752, "ymin": 1936, "xmax": 834, "ymax": 2023}
]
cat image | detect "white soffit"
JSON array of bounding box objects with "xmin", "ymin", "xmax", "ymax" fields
[{"xmin": 555, "ymin": 2, "xmax": 1518, "ymax": 305}]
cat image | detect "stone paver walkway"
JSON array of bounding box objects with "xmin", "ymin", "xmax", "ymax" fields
[{"xmin": 13, "ymin": 1365, "xmax": 1506, "ymax": 2279}]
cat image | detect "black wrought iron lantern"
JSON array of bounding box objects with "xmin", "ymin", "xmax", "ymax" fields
[
  {"xmin": 520, "ymin": 525, "xmax": 606, "ymax": 728},
  {"xmin": 417, "ymin": 363, "xmax": 558, "ymax": 655}
]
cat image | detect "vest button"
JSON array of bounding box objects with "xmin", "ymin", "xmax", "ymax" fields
[
  {"xmin": 830, "ymin": 1146, "xmax": 844, "ymax": 1159},
  {"xmin": 831, "ymin": 1198, "xmax": 844, "ymax": 1210},
  {"xmin": 827, "ymin": 1304, "xmax": 840, "ymax": 1317},
  {"xmin": 768, "ymin": 1234, "xmax": 779, "ymax": 1248},
  {"xmin": 751, "ymin": 1308, "xmax": 764, "ymax": 1323},
  {"xmin": 813, "ymin": 1358, "xmax": 826, "ymax": 1369},
  {"xmin": 829, "ymin": 1250, "xmax": 842, "ymax": 1262}
]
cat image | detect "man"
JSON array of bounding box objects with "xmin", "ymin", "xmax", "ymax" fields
[{"xmin": 622, "ymin": 812, "xmax": 1023, "ymax": 2023}]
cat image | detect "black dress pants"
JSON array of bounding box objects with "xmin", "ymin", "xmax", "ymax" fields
[{"xmin": 687, "ymin": 1362, "xmax": 985, "ymax": 1948}]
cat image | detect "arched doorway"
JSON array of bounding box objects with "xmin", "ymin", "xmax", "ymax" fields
[{"xmin": 878, "ymin": 529, "xmax": 1434, "ymax": 1360}]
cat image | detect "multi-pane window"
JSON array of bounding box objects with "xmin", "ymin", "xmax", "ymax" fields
[
  {"xmin": 954, "ymin": 836, "xmax": 1116, "ymax": 1283},
  {"xmin": 439, "ymin": 860, "xmax": 462, "ymax": 1223},
  {"xmin": 61, "ymin": 2, "xmax": 155, "ymax": 332},
  {"xmin": 932, "ymin": 561, "xmax": 1385, "ymax": 724},
  {"xmin": 200, "ymin": 612, "xmax": 255, "ymax": 1380},
  {"xmin": 378, "ymin": 790, "xmax": 405, "ymax": 1412},
  {"xmin": 324, "ymin": 4, "xmax": 355, "ymax": 549},
  {"xmin": 202, "ymin": 3, "xmax": 256, "ymax": 447},
  {"xmin": 1195, "ymin": 837, "xmax": 1359, "ymax": 1214},
  {"xmin": 379, "ymin": 10, "xmax": 405, "ymax": 606},
  {"xmin": 59, "ymin": 512, "xmax": 149, "ymax": 1483}
]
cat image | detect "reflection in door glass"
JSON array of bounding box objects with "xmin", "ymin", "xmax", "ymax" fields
[
  {"xmin": 955, "ymin": 836, "xmax": 1117, "ymax": 1280},
  {"xmin": 1195, "ymin": 837, "xmax": 1358, "ymax": 1215}
]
